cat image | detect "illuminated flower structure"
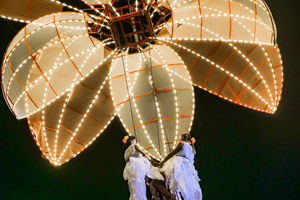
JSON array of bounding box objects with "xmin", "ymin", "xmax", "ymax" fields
[{"xmin": 1, "ymin": 0, "xmax": 283, "ymax": 166}]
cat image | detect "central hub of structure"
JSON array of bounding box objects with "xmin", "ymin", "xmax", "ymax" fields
[
  {"xmin": 109, "ymin": 6, "xmax": 155, "ymax": 48},
  {"xmin": 90, "ymin": 0, "xmax": 172, "ymax": 50}
]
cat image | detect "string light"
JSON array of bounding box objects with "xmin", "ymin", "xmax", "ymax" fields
[
  {"xmin": 158, "ymin": 38, "xmax": 277, "ymax": 113},
  {"xmin": 1, "ymin": 0, "xmax": 283, "ymax": 165},
  {"xmin": 81, "ymin": 0, "xmax": 110, "ymax": 21},
  {"xmin": 0, "ymin": 15, "xmax": 30, "ymax": 23},
  {"xmin": 159, "ymin": 43, "xmax": 195, "ymax": 147},
  {"xmin": 49, "ymin": 0, "xmax": 85, "ymax": 14},
  {"xmin": 154, "ymin": 6, "xmax": 279, "ymax": 112},
  {"xmin": 150, "ymin": 44, "xmax": 179, "ymax": 156},
  {"xmin": 55, "ymin": 50, "xmax": 117, "ymax": 165},
  {"xmin": 3, "ymin": 11, "xmax": 116, "ymax": 118},
  {"xmin": 110, "ymin": 50, "xmax": 162, "ymax": 159},
  {"xmin": 3, "ymin": 14, "xmax": 92, "ymax": 91}
]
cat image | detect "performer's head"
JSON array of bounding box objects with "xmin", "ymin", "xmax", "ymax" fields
[
  {"xmin": 123, "ymin": 135, "xmax": 136, "ymax": 149},
  {"xmin": 180, "ymin": 133, "xmax": 191, "ymax": 142},
  {"xmin": 180, "ymin": 132, "xmax": 196, "ymax": 154}
]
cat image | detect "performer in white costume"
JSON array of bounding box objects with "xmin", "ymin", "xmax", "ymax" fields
[
  {"xmin": 152, "ymin": 133, "xmax": 202, "ymax": 200},
  {"xmin": 123, "ymin": 135, "xmax": 151, "ymax": 200}
]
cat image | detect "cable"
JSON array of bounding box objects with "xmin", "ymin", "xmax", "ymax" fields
[
  {"xmin": 4, "ymin": 18, "xmax": 18, "ymax": 33},
  {"xmin": 115, "ymin": 23, "xmax": 138, "ymax": 141},
  {"xmin": 140, "ymin": 41, "xmax": 171, "ymax": 155},
  {"xmin": 148, "ymin": 43, "xmax": 171, "ymax": 152}
]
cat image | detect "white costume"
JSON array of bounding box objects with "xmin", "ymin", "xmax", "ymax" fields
[
  {"xmin": 123, "ymin": 144, "xmax": 150, "ymax": 200},
  {"xmin": 164, "ymin": 142, "xmax": 202, "ymax": 200}
]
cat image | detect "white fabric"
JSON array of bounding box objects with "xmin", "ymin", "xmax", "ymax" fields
[
  {"xmin": 123, "ymin": 145, "xmax": 150, "ymax": 200},
  {"xmin": 164, "ymin": 142, "xmax": 202, "ymax": 200},
  {"xmin": 150, "ymin": 165, "xmax": 165, "ymax": 181}
]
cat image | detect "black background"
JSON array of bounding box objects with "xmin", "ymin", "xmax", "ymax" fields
[{"xmin": 0, "ymin": 0, "xmax": 299, "ymax": 199}]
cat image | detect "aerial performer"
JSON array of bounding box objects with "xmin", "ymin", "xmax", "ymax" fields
[
  {"xmin": 123, "ymin": 135, "xmax": 152, "ymax": 200},
  {"xmin": 152, "ymin": 133, "xmax": 202, "ymax": 200}
]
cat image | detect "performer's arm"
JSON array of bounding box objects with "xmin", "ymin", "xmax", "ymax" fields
[
  {"xmin": 134, "ymin": 144, "xmax": 151, "ymax": 160},
  {"xmin": 157, "ymin": 141, "xmax": 184, "ymax": 166}
]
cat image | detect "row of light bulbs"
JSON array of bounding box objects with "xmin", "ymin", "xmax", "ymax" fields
[{"xmin": 158, "ymin": 38, "xmax": 280, "ymax": 113}]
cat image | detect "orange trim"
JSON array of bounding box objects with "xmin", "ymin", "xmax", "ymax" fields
[
  {"xmin": 128, "ymin": 116, "xmax": 192, "ymax": 130},
  {"xmin": 234, "ymin": 86, "xmax": 246, "ymax": 101},
  {"xmin": 67, "ymin": 104, "xmax": 105, "ymax": 129},
  {"xmin": 73, "ymin": 137, "xmax": 85, "ymax": 146},
  {"xmin": 156, "ymin": 88, "xmax": 192, "ymax": 93},
  {"xmin": 7, "ymin": 60, "xmax": 39, "ymax": 109},
  {"xmin": 102, "ymin": 64, "xmax": 110, "ymax": 70},
  {"xmin": 272, "ymin": 64, "xmax": 282, "ymax": 69},
  {"xmin": 188, "ymin": 56, "xmax": 199, "ymax": 73},
  {"xmin": 80, "ymin": 82, "xmax": 98, "ymax": 92},
  {"xmin": 208, "ymin": 41, "xmax": 222, "ymax": 59},
  {"xmin": 202, "ymin": 64, "xmax": 215, "ymax": 87},
  {"xmin": 25, "ymin": 0, "xmax": 33, "ymax": 21},
  {"xmin": 238, "ymin": 63, "xmax": 250, "ymax": 79},
  {"xmin": 257, "ymin": 61, "xmax": 268, "ymax": 69},
  {"xmin": 87, "ymin": 115, "xmax": 105, "ymax": 129},
  {"xmin": 53, "ymin": 15, "xmax": 84, "ymax": 78},
  {"xmin": 192, "ymin": 41, "xmax": 200, "ymax": 51},
  {"xmin": 268, "ymin": 79, "xmax": 275, "ymax": 86},
  {"xmin": 198, "ymin": 0, "xmax": 203, "ymax": 39},
  {"xmin": 24, "ymin": 28, "xmax": 58, "ymax": 97},
  {"xmin": 249, "ymin": 81, "xmax": 271, "ymax": 113},
  {"xmin": 79, "ymin": 82, "xmax": 113, "ymax": 101},
  {"xmin": 59, "ymin": 124, "xmax": 86, "ymax": 146},
  {"xmin": 245, "ymin": 44, "xmax": 258, "ymax": 55},
  {"xmin": 249, "ymin": 95, "xmax": 256, "ymax": 106},
  {"xmin": 5, "ymin": 59, "xmax": 16, "ymax": 94},
  {"xmin": 55, "ymin": 99, "xmax": 104, "ymax": 129},
  {"xmin": 5, "ymin": 32, "xmax": 89, "ymax": 94},
  {"xmin": 217, "ymin": 75, "xmax": 230, "ymax": 95},
  {"xmin": 45, "ymin": 127, "xmax": 56, "ymax": 131},
  {"xmin": 144, "ymin": 146, "xmax": 153, "ymax": 150},
  {"xmin": 110, "ymin": 68, "xmax": 147, "ymax": 80},
  {"xmin": 116, "ymin": 92, "xmax": 153, "ymax": 107},
  {"xmin": 260, "ymin": 86, "xmax": 268, "ymax": 97},
  {"xmin": 178, "ymin": 46, "xmax": 184, "ymax": 56},
  {"xmin": 99, "ymin": 92, "xmax": 112, "ymax": 101},
  {"xmin": 116, "ymin": 88, "xmax": 192, "ymax": 107},
  {"xmin": 60, "ymin": 124, "xmax": 74, "ymax": 134},
  {"xmin": 253, "ymin": 1, "xmax": 257, "ymax": 42},
  {"xmin": 152, "ymin": 63, "xmax": 185, "ymax": 68},
  {"xmin": 7, "ymin": 95, "xmax": 14, "ymax": 106},
  {"xmin": 87, "ymin": 30, "xmax": 96, "ymax": 47},
  {"xmin": 228, "ymin": 0, "xmax": 232, "ymax": 40},
  {"xmin": 165, "ymin": 141, "xmax": 175, "ymax": 144},
  {"xmin": 220, "ymin": 50, "xmax": 236, "ymax": 68},
  {"xmin": 82, "ymin": 8, "xmax": 103, "ymax": 11},
  {"xmin": 66, "ymin": 105, "xmax": 85, "ymax": 114},
  {"xmin": 266, "ymin": 47, "xmax": 278, "ymax": 53},
  {"xmin": 163, "ymin": 27, "xmax": 172, "ymax": 38},
  {"xmin": 251, "ymin": 78, "xmax": 261, "ymax": 89},
  {"xmin": 55, "ymin": 99, "xmax": 64, "ymax": 103}
]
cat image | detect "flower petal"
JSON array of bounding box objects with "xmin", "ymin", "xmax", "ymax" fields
[{"xmin": 111, "ymin": 44, "xmax": 194, "ymax": 159}]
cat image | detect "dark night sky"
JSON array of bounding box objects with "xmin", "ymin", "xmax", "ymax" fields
[{"xmin": 0, "ymin": 0, "xmax": 299, "ymax": 199}]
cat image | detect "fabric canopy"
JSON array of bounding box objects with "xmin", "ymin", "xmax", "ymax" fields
[{"xmin": 1, "ymin": 0, "xmax": 283, "ymax": 165}]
